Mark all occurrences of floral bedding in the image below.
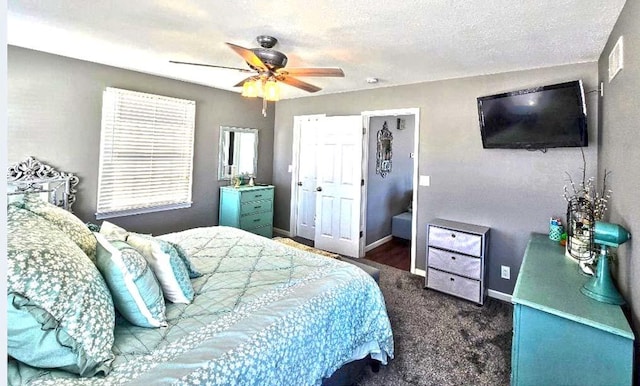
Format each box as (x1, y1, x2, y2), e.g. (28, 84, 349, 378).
(9, 226, 394, 386)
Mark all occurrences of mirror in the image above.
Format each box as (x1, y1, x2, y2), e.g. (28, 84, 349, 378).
(376, 121, 393, 178)
(218, 126, 259, 180)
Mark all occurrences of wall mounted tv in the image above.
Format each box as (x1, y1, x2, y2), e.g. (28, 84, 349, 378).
(477, 80, 587, 149)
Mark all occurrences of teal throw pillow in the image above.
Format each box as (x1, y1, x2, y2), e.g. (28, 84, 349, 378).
(7, 205, 115, 376)
(127, 233, 195, 304)
(86, 222, 101, 232)
(163, 240, 202, 279)
(94, 233, 167, 328)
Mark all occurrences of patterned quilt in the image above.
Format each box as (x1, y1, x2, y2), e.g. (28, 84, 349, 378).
(9, 226, 394, 385)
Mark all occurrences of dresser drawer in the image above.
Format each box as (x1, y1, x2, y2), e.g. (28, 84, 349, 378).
(428, 226, 483, 256)
(240, 211, 272, 229)
(250, 224, 273, 238)
(239, 188, 274, 203)
(428, 247, 481, 279)
(240, 199, 272, 215)
(427, 268, 480, 303)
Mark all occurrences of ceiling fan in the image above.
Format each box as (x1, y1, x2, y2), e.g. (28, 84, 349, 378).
(170, 35, 345, 96)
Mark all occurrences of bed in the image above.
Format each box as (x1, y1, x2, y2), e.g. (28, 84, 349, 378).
(6, 157, 394, 386)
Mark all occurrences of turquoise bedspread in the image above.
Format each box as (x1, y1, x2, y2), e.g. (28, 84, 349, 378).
(9, 226, 394, 385)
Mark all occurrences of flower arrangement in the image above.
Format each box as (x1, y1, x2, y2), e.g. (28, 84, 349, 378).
(562, 151, 611, 221)
(562, 149, 612, 266)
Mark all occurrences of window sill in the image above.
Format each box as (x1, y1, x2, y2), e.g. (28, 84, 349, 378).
(96, 202, 192, 220)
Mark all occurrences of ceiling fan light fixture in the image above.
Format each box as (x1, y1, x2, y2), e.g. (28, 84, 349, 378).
(263, 79, 280, 102)
(241, 79, 260, 97)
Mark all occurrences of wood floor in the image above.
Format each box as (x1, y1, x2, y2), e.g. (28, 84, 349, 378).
(291, 235, 411, 271)
(364, 237, 411, 271)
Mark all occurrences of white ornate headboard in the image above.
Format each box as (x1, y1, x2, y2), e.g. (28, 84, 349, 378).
(7, 156, 79, 212)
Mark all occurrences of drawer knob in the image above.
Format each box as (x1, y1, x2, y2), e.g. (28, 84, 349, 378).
(253, 219, 261, 222)
(451, 256, 456, 260)
(255, 194, 262, 197)
(451, 234, 456, 238)
(450, 277, 455, 281)
(254, 206, 261, 209)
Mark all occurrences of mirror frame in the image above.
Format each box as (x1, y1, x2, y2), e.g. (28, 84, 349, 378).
(218, 126, 259, 180)
(376, 121, 393, 178)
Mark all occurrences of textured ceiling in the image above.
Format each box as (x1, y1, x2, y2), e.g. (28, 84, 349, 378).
(8, 0, 626, 99)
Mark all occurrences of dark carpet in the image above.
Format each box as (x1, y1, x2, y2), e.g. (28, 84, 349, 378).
(356, 261, 513, 386)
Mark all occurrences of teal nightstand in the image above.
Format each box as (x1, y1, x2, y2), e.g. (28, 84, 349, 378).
(219, 185, 274, 238)
(511, 233, 634, 385)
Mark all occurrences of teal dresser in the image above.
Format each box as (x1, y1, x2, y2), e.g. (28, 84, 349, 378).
(219, 185, 274, 238)
(511, 234, 634, 386)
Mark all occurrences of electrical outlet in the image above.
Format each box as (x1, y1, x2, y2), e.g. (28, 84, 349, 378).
(501, 265, 510, 280)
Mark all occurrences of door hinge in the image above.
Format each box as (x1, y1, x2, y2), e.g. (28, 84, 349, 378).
(360, 231, 364, 238)
(362, 127, 366, 135)
(361, 179, 364, 186)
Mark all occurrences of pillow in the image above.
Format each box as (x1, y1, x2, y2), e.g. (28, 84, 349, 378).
(99, 220, 129, 241)
(86, 222, 101, 232)
(7, 205, 115, 376)
(22, 193, 97, 262)
(164, 240, 203, 279)
(127, 233, 195, 304)
(94, 233, 167, 328)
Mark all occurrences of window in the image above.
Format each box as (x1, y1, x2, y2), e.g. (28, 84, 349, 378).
(97, 87, 196, 219)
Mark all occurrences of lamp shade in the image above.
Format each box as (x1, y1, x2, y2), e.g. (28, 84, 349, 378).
(263, 80, 280, 101)
(241, 80, 259, 98)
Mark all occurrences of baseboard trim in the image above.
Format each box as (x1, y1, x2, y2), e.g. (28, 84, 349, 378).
(365, 235, 393, 252)
(412, 268, 426, 277)
(488, 289, 512, 303)
(273, 227, 292, 238)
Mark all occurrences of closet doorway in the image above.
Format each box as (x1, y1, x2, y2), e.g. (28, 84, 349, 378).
(290, 115, 363, 258)
(290, 108, 419, 272)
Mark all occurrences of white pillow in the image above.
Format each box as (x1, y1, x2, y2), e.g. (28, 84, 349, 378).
(126, 233, 194, 304)
(99, 221, 129, 241)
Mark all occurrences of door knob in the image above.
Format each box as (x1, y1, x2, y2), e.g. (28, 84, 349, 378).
(316, 186, 323, 192)
(297, 181, 302, 186)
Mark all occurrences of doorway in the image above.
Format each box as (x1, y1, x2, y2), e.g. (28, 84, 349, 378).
(363, 113, 416, 271)
(362, 109, 419, 273)
(290, 108, 419, 271)
(290, 115, 363, 258)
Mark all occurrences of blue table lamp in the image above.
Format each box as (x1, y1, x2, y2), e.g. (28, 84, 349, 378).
(580, 221, 631, 304)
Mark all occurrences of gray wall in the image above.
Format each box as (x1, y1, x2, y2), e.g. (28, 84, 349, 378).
(366, 115, 414, 244)
(8, 46, 275, 236)
(274, 62, 598, 294)
(597, 0, 640, 334)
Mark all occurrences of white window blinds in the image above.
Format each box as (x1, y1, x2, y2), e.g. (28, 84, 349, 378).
(96, 87, 196, 219)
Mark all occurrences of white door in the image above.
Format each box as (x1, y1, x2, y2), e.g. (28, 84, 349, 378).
(314, 116, 363, 257)
(295, 117, 320, 240)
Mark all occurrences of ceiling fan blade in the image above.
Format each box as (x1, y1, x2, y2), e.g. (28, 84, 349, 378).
(226, 42, 268, 71)
(278, 76, 322, 93)
(169, 60, 254, 73)
(277, 68, 344, 77)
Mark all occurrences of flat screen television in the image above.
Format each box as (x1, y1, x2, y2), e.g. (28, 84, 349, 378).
(477, 80, 587, 149)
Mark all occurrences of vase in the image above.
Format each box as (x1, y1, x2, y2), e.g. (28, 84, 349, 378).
(566, 197, 595, 262)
